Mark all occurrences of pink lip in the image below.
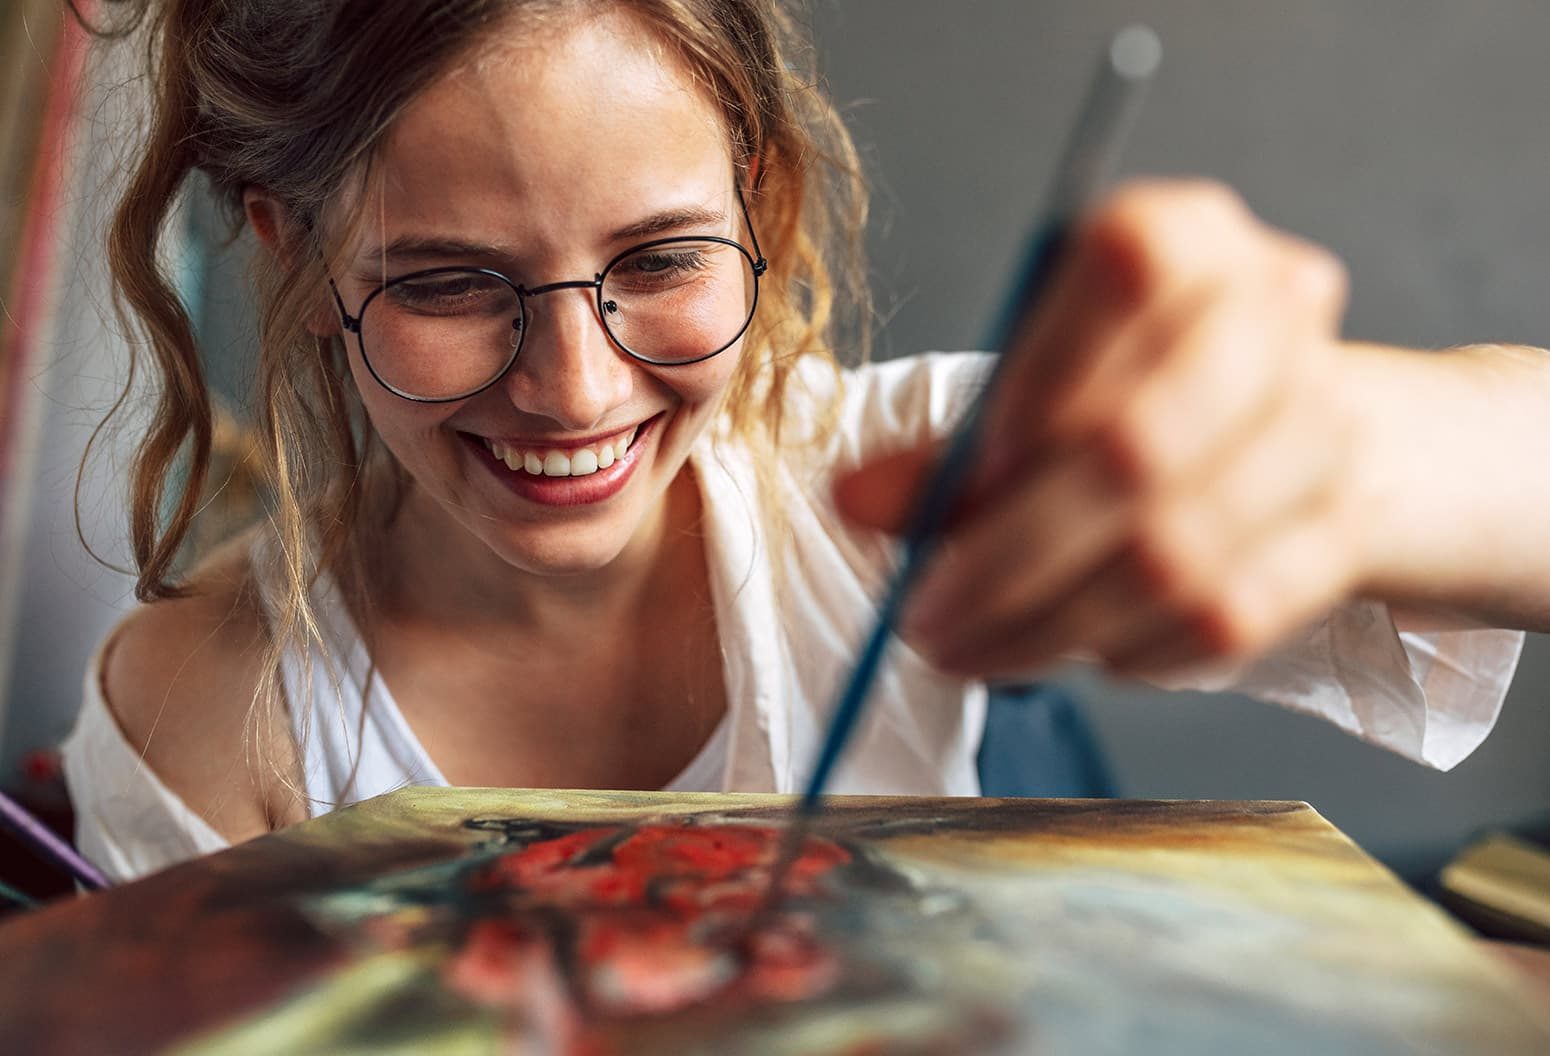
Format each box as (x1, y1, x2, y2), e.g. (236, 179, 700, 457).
(467, 415, 659, 508)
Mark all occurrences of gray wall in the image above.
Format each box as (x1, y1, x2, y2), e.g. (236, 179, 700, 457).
(810, 0, 1550, 880)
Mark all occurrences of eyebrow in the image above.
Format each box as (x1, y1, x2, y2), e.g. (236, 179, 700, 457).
(609, 205, 727, 242)
(359, 206, 730, 264)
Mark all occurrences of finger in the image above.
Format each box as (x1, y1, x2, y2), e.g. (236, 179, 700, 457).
(922, 296, 1295, 663)
(1104, 507, 1355, 679)
(832, 445, 938, 534)
(1060, 277, 1293, 501)
(987, 240, 1341, 605)
(978, 182, 1270, 489)
(1052, 204, 1351, 483)
(1005, 180, 1260, 399)
(909, 341, 1289, 668)
(1055, 386, 1352, 660)
(1265, 230, 1350, 338)
(950, 502, 1352, 682)
(926, 548, 1175, 680)
(900, 442, 1133, 652)
(934, 389, 1352, 678)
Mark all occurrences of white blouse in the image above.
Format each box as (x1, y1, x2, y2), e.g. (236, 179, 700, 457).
(62, 352, 1524, 882)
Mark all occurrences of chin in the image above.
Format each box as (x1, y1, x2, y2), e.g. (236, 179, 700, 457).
(483, 521, 637, 578)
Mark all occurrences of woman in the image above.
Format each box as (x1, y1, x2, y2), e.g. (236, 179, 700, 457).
(64, 0, 1538, 882)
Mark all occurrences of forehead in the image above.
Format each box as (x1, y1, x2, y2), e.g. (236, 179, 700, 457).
(356, 7, 735, 251)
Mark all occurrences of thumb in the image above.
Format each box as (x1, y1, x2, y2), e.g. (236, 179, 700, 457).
(831, 444, 940, 535)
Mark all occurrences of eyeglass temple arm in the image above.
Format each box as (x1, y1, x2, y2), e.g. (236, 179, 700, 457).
(327, 278, 362, 333)
(302, 213, 361, 334)
(735, 182, 768, 276)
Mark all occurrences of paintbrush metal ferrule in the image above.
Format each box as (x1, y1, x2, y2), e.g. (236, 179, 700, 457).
(756, 24, 1160, 924)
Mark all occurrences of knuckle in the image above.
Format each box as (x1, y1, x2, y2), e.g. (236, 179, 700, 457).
(1105, 177, 1245, 226)
(1128, 506, 1207, 609)
(1095, 394, 1173, 491)
(1171, 178, 1251, 230)
(1283, 241, 1349, 315)
(1083, 180, 1251, 308)
(1194, 579, 1273, 660)
(1082, 190, 1181, 308)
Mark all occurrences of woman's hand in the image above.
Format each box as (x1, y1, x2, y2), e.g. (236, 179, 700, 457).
(835, 179, 1375, 680)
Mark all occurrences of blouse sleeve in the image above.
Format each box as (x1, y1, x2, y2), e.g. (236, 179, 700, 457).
(825, 352, 1522, 772)
(1155, 604, 1523, 771)
(60, 639, 231, 883)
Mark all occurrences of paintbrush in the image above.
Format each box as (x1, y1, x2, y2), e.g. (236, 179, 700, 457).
(0, 788, 110, 892)
(752, 24, 1162, 926)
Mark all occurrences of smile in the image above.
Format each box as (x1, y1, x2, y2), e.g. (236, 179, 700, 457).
(481, 426, 639, 478)
(468, 416, 659, 508)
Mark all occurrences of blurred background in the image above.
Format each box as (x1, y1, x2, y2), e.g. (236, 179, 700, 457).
(1, 0, 1548, 902)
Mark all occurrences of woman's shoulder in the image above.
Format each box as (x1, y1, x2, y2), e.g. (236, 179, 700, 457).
(97, 529, 299, 842)
(104, 531, 264, 697)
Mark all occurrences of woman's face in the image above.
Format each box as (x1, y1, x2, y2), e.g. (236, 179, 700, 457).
(330, 9, 749, 577)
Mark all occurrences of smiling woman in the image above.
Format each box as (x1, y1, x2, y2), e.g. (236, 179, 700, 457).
(66, 0, 871, 876)
(60, 0, 1545, 883)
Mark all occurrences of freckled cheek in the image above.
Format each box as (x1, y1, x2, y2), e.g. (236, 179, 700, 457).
(357, 392, 467, 477)
(640, 345, 744, 414)
(344, 349, 464, 457)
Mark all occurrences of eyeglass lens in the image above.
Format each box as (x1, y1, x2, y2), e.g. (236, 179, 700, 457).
(358, 238, 758, 401)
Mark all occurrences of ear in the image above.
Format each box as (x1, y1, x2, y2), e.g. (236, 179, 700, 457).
(242, 187, 297, 256)
(242, 187, 343, 339)
(744, 153, 762, 192)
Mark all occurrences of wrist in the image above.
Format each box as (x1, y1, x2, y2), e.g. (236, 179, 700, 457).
(1340, 341, 1550, 624)
(1334, 342, 1424, 595)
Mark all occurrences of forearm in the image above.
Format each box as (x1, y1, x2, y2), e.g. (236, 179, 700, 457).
(1345, 340, 1550, 631)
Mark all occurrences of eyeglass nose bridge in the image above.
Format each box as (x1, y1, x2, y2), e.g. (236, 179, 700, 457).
(513, 275, 620, 337)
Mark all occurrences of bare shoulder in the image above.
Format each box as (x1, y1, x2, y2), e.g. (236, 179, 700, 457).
(100, 531, 305, 842)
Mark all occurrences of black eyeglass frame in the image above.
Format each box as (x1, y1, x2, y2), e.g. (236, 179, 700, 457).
(328, 187, 769, 404)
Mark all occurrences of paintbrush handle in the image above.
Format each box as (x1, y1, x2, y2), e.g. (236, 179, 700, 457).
(0, 789, 110, 892)
(800, 25, 1162, 811)
(753, 27, 1162, 926)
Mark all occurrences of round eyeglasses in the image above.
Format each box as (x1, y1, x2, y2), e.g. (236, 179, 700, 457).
(331, 216, 767, 404)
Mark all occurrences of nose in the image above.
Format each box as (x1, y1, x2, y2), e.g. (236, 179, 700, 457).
(500, 286, 632, 430)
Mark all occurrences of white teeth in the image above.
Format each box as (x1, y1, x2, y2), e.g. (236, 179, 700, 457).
(486, 425, 642, 480)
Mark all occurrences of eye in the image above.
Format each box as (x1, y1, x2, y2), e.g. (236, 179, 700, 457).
(609, 248, 712, 289)
(635, 250, 704, 273)
(381, 272, 515, 316)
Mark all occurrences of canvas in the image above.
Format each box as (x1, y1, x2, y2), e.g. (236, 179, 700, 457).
(2, 789, 1547, 1054)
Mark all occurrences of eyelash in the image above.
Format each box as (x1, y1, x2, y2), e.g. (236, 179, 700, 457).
(384, 274, 512, 314)
(613, 250, 710, 280)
